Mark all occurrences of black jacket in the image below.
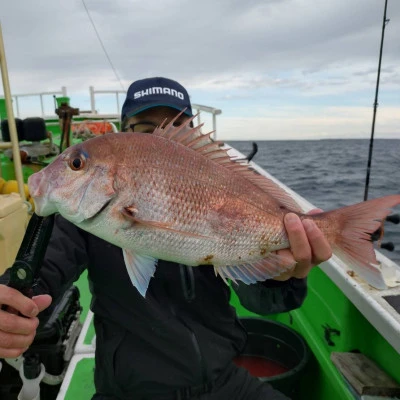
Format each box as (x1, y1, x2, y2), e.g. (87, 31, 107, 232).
(2, 215, 307, 399)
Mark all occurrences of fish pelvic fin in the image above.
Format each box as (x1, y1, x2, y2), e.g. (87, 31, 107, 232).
(214, 253, 296, 286)
(152, 110, 303, 213)
(122, 250, 157, 297)
(323, 194, 400, 290)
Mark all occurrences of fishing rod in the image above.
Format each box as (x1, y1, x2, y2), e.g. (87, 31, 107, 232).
(363, 0, 390, 201)
(364, 0, 400, 252)
(0, 22, 26, 200)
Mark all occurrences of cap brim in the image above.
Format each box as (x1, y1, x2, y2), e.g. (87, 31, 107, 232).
(126, 104, 193, 119)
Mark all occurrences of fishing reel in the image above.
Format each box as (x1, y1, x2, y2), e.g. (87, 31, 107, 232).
(0, 285, 82, 400)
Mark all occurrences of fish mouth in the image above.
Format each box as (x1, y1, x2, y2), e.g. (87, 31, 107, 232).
(28, 172, 47, 198)
(27, 172, 58, 216)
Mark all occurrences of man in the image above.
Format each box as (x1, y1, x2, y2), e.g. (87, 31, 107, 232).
(0, 77, 332, 399)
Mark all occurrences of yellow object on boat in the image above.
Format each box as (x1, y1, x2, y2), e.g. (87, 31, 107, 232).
(0, 177, 5, 192)
(0, 192, 28, 274)
(1, 179, 30, 199)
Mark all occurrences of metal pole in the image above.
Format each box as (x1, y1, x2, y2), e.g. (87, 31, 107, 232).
(0, 22, 26, 200)
(15, 95, 20, 118)
(40, 93, 44, 117)
(364, 0, 389, 201)
(90, 86, 95, 113)
(212, 113, 217, 140)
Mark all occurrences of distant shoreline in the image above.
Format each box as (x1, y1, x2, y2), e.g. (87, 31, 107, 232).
(226, 138, 400, 142)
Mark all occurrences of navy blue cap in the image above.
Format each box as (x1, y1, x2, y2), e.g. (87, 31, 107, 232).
(121, 77, 193, 121)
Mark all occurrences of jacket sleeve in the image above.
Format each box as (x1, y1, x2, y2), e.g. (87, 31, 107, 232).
(231, 278, 307, 315)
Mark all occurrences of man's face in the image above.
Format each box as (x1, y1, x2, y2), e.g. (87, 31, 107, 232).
(123, 106, 190, 133)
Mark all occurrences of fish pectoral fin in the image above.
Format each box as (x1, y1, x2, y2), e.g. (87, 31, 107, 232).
(122, 249, 157, 297)
(122, 207, 171, 228)
(121, 208, 211, 239)
(215, 253, 296, 285)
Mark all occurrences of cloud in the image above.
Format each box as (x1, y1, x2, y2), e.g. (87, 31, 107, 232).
(0, 0, 399, 139)
(216, 106, 400, 140)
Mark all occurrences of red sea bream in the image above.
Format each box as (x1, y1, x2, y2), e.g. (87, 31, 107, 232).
(27, 115, 400, 296)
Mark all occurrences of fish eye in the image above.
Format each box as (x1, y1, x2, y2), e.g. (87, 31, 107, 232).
(69, 155, 85, 171)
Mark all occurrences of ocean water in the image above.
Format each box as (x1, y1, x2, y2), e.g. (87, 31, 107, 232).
(226, 139, 400, 264)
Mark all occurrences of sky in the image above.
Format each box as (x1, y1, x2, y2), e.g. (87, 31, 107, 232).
(0, 0, 399, 140)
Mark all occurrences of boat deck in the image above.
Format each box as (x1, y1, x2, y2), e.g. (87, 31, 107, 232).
(56, 354, 95, 400)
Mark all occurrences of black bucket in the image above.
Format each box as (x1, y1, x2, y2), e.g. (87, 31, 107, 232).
(236, 317, 310, 397)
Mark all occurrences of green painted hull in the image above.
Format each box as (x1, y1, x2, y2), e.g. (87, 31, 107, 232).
(231, 267, 400, 399)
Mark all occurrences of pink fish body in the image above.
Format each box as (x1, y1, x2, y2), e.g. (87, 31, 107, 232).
(28, 116, 400, 296)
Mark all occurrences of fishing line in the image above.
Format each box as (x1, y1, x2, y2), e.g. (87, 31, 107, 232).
(81, 0, 125, 91)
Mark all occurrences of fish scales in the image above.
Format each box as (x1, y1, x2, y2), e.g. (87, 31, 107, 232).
(107, 133, 288, 264)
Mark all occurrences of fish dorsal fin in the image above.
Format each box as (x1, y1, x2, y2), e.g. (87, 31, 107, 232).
(153, 110, 303, 213)
(152, 111, 224, 154)
(225, 168, 303, 212)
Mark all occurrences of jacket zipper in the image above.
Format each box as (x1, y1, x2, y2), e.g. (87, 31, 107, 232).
(180, 264, 196, 302)
(167, 266, 208, 385)
(180, 317, 208, 385)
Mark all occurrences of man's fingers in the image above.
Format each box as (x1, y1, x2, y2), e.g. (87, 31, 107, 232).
(273, 272, 293, 281)
(0, 286, 39, 318)
(273, 210, 332, 281)
(0, 347, 27, 358)
(0, 329, 36, 349)
(0, 310, 39, 335)
(302, 219, 332, 265)
(284, 213, 312, 267)
(274, 249, 296, 281)
(307, 208, 323, 215)
(32, 295, 52, 313)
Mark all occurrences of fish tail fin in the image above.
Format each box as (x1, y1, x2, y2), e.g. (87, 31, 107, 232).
(325, 194, 400, 289)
